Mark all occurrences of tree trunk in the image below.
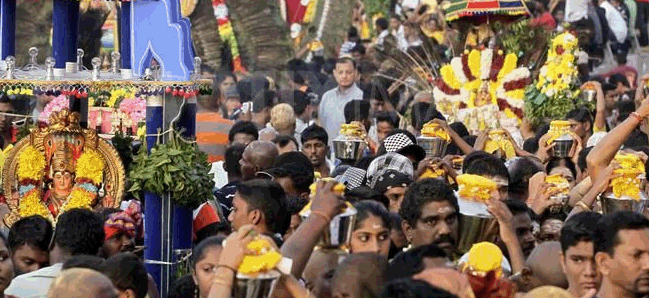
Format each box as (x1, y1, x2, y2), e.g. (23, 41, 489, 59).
(308, 0, 355, 58)
(189, 0, 222, 71)
(15, 0, 53, 66)
(228, 0, 293, 71)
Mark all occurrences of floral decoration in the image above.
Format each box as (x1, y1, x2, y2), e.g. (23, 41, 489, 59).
(6, 88, 33, 96)
(75, 149, 105, 185)
(107, 88, 137, 108)
(213, 0, 246, 72)
(61, 188, 96, 211)
(17, 146, 46, 181)
(238, 238, 283, 275)
(119, 98, 146, 123)
(39, 95, 69, 123)
(18, 190, 52, 221)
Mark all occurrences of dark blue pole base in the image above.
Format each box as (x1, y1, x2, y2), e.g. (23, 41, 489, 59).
(52, 0, 79, 68)
(0, 0, 16, 60)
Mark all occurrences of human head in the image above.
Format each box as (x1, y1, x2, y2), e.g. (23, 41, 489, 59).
(223, 86, 242, 115)
(101, 205, 142, 258)
(350, 201, 392, 258)
(48, 268, 118, 298)
(51, 208, 105, 263)
(399, 179, 459, 257)
(351, 44, 367, 61)
(375, 18, 389, 32)
(214, 72, 237, 100)
(375, 111, 399, 143)
(411, 102, 445, 133)
(303, 250, 343, 298)
(413, 91, 433, 105)
(0, 95, 15, 135)
(372, 169, 413, 213)
(272, 135, 299, 155)
(507, 157, 545, 201)
(364, 83, 392, 116)
(538, 211, 566, 243)
(301, 125, 329, 168)
(334, 58, 358, 89)
(0, 233, 13, 295)
(266, 152, 314, 198)
(522, 241, 569, 291)
(565, 108, 593, 140)
(503, 200, 537, 258)
(595, 211, 649, 297)
(239, 141, 279, 180)
(223, 143, 246, 179)
(229, 179, 288, 235)
(344, 100, 371, 131)
(191, 236, 225, 298)
(464, 152, 510, 200)
(228, 121, 259, 146)
(546, 158, 578, 188)
(284, 90, 310, 118)
(380, 130, 426, 164)
(8, 215, 52, 275)
(560, 212, 602, 298)
(332, 253, 388, 298)
(386, 244, 450, 281)
(101, 253, 149, 298)
(270, 103, 297, 136)
(381, 278, 457, 298)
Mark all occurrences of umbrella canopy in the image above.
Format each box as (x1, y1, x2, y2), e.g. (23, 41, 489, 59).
(445, 0, 530, 22)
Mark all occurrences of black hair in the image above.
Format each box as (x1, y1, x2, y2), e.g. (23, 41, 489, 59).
(462, 151, 491, 172)
(609, 73, 630, 88)
(615, 52, 628, 65)
(301, 124, 328, 146)
(224, 143, 246, 177)
(236, 179, 289, 235)
(286, 196, 309, 216)
(411, 102, 445, 131)
(363, 83, 390, 103)
(272, 135, 299, 150)
(578, 146, 594, 172)
(237, 76, 269, 103)
(507, 157, 545, 201)
(284, 90, 309, 116)
(382, 278, 458, 298)
(505, 200, 535, 219)
(336, 57, 357, 70)
(8, 215, 53, 253)
(463, 135, 477, 147)
(375, 18, 389, 31)
(387, 244, 448, 281)
(62, 255, 105, 271)
(523, 137, 539, 154)
(449, 122, 469, 138)
(101, 253, 149, 298)
(267, 162, 314, 195)
(399, 179, 458, 227)
(252, 90, 276, 113)
(54, 208, 105, 256)
(168, 275, 196, 298)
(348, 27, 360, 40)
(596, 211, 649, 254)
(353, 200, 391, 231)
(355, 156, 376, 170)
(213, 72, 237, 96)
(560, 212, 603, 253)
(375, 111, 400, 128)
(546, 157, 578, 180)
(228, 121, 259, 143)
(192, 236, 226, 267)
(351, 43, 367, 56)
(624, 130, 649, 148)
(344, 100, 371, 124)
(346, 187, 390, 210)
(287, 59, 309, 85)
(464, 153, 510, 182)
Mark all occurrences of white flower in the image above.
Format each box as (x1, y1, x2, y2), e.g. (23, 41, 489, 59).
(480, 49, 493, 80)
(546, 89, 555, 97)
(451, 57, 469, 83)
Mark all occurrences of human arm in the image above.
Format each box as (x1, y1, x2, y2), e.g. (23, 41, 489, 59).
(502, 129, 533, 158)
(583, 82, 607, 133)
(486, 198, 525, 275)
(567, 163, 619, 219)
(208, 225, 257, 298)
(430, 119, 475, 155)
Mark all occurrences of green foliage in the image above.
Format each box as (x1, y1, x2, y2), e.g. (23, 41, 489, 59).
(364, 0, 391, 19)
(128, 131, 214, 209)
(524, 85, 595, 127)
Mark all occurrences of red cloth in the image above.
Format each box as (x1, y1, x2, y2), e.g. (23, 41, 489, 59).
(466, 271, 516, 298)
(192, 202, 221, 241)
(285, 0, 306, 24)
(531, 12, 556, 30)
(104, 200, 143, 241)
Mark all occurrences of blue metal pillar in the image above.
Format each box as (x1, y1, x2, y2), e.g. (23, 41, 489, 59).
(52, 0, 79, 69)
(0, 0, 16, 60)
(120, 1, 132, 69)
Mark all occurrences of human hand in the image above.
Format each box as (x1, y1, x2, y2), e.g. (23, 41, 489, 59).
(430, 118, 450, 131)
(537, 134, 554, 163)
(485, 198, 516, 243)
(591, 162, 621, 194)
(528, 183, 564, 215)
(311, 180, 346, 221)
(636, 94, 649, 118)
(219, 225, 256, 269)
(569, 133, 583, 164)
(474, 130, 489, 151)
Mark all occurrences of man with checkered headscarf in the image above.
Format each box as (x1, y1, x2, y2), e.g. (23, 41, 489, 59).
(372, 169, 413, 213)
(379, 130, 426, 164)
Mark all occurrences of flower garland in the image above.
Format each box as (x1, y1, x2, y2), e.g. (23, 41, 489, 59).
(19, 190, 52, 221)
(39, 95, 69, 124)
(18, 146, 46, 181)
(6, 88, 33, 96)
(213, 0, 246, 72)
(75, 149, 105, 185)
(107, 88, 137, 108)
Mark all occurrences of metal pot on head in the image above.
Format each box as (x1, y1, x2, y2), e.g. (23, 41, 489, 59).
(301, 207, 357, 249)
(600, 191, 649, 214)
(417, 136, 448, 158)
(553, 134, 574, 158)
(548, 193, 569, 213)
(456, 194, 499, 255)
(333, 137, 366, 161)
(583, 89, 597, 102)
(234, 271, 281, 298)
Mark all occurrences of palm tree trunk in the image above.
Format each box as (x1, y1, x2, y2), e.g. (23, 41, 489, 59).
(227, 0, 293, 71)
(308, 0, 355, 58)
(189, 0, 222, 71)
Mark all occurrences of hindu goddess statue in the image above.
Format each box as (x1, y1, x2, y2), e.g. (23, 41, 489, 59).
(2, 109, 125, 225)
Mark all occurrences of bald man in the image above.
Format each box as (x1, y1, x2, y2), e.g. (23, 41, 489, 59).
(332, 253, 388, 298)
(48, 268, 118, 298)
(239, 141, 279, 180)
(259, 127, 278, 142)
(520, 241, 569, 292)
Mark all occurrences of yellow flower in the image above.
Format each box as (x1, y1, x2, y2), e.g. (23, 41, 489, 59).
(468, 50, 481, 79)
(238, 239, 283, 275)
(465, 242, 503, 277)
(457, 174, 497, 201)
(440, 65, 461, 90)
(76, 149, 105, 184)
(88, 97, 95, 107)
(18, 146, 46, 180)
(18, 190, 52, 221)
(63, 188, 96, 211)
(137, 126, 146, 137)
(498, 54, 517, 80)
(303, 0, 316, 23)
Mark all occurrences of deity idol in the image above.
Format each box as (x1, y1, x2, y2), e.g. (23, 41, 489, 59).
(2, 109, 125, 225)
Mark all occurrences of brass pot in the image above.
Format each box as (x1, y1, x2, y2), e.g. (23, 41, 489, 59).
(600, 192, 649, 214)
(456, 195, 498, 255)
(234, 271, 281, 298)
(417, 136, 448, 158)
(332, 138, 365, 161)
(553, 134, 574, 158)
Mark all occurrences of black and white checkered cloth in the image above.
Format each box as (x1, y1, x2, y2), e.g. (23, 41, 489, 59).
(335, 167, 367, 190)
(366, 153, 414, 187)
(382, 133, 415, 153)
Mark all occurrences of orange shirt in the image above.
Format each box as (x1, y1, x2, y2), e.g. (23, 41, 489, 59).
(196, 112, 233, 163)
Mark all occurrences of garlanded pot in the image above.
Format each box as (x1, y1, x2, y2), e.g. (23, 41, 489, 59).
(333, 123, 367, 161)
(234, 237, 285, 298)
(600, 191, 649, 214)
(419, 121, 451, 158)
(234, 271, 281, 298)
(302, 179, 356, 248)
(455, 175, 499, 255)
(601, 153, 648, 214)
(545, 174, 571, 213)
(553, 134, 574, 158)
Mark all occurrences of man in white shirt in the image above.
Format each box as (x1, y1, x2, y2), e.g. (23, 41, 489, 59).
(600, 0, 628, 44)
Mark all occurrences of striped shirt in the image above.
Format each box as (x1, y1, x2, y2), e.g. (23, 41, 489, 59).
(196, 112, 233, 163)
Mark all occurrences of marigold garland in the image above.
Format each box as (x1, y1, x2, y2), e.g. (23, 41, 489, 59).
(18, 190, 52, 221)
(61, 188, 96, 211)
(468, 50, 481, 80)
(440, 65, 462, 90)
(75, 149, 105, 185)
(17, 146, 46, 181)
(498, 54, 518, 81)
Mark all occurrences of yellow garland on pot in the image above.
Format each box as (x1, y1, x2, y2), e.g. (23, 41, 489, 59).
(76, 149, 105, 185)
(18, 146, 46, 180)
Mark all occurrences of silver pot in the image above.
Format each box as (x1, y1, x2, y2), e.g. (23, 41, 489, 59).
(456, 195, 498, 255)
(583, 89, 597, 102)
(302, 209, 357, 248)
(417, 136, 448, 158)
(600, 192, 649, 214)
(234, 271, 281, 298)
(553, 134, 574, 158)
(333, 138, 365, 161)
(548, 193, 569, 213)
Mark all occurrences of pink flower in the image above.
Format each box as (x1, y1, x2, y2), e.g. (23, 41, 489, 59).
(119, 97, 146, 123)
(39, 95, 69, 123)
